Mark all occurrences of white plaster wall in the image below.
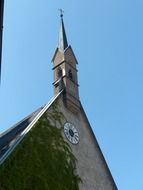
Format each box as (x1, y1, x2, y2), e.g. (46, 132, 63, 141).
(56, 97, 117, 190)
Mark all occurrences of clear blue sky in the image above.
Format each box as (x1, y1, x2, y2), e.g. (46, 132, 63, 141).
(1, 0, 143, 189)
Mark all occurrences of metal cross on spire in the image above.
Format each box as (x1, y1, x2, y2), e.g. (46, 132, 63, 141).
(59, 9, 64, 18)
(58, 9, 68, 51)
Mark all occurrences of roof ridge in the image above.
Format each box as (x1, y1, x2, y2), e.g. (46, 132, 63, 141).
(0, 107, 43, 138)
(0, 90, 63, 165)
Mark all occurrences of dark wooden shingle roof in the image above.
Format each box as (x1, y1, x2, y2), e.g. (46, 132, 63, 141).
(0, 107, 43, 159)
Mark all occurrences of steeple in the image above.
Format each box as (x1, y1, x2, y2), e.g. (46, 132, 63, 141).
(58, 10, 68, 51)
(52, 13, 80, 113)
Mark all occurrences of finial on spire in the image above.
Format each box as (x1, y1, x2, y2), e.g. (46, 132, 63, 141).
(58, 9, 68, 51)
(59, 9, 64, 18)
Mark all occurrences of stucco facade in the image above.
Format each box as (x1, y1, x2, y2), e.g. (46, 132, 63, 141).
(51, 96, 117, 190)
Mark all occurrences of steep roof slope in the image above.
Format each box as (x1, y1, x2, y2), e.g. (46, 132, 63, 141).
(0, 91, 63, 165)
(0, 90, 81, 190)
(0, 108, 42, 159)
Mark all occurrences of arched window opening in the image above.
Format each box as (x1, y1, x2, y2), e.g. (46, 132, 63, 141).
(68, 69, 73, 80)
(57, 68, 62, 78)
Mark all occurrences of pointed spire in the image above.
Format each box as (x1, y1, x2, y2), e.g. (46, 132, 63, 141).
(58, 9, 68, 51)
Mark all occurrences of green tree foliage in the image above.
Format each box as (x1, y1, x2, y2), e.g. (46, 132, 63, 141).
(0, 104, 81, 190)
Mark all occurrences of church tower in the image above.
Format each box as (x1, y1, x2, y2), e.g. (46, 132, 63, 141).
(52, 12, 80, 113)
(0, 13, 118, 190)
(51, 13, 117, 189)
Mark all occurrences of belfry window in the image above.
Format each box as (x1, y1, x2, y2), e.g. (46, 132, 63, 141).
(68, 69, 73, 80)
(57, 68, 62, 78)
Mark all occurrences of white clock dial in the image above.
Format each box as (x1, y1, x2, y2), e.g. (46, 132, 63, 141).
(64, 122, 79, 145)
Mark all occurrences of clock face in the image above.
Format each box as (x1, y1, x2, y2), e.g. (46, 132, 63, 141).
(64, 122, 79, 145)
